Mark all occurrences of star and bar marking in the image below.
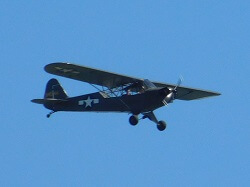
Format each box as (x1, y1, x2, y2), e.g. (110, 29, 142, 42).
(55, 67, 80, 74)
(78, 96, 99, 108)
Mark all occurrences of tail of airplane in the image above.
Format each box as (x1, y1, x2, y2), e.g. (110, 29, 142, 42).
(44, 78, 68, 99)
(31, 78, 68, 106)
(31, 79, 68, 117)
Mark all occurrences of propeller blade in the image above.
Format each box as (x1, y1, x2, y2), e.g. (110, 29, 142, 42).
(162, 76, 184, 106)
(174, 75, 184, 90)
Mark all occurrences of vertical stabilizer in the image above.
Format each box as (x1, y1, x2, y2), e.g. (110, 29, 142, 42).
(44, 78, 68, 99)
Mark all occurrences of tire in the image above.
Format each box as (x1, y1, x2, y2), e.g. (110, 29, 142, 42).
(129, 115, 139, 126)
(157, 121, 167, 131)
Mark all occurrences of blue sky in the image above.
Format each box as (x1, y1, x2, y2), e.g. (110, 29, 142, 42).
(1, 0, 250, 186)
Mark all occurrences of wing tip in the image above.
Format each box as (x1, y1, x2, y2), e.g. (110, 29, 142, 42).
(44, 62, 75, 75)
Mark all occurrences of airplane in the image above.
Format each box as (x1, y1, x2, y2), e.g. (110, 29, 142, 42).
(32, 62, 220, 131)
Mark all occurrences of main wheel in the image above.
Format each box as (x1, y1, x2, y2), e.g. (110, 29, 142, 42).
(157, 121, 167, 131)
(129, 115, 139, 126)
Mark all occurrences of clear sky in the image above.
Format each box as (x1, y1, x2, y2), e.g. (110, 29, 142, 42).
(1, 0, 250, 186)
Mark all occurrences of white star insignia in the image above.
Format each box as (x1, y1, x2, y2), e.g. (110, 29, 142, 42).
(84, 96, 93, 108)
(78, 96, 99, 108)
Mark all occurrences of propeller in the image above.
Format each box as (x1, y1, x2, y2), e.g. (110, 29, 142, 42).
(174, 75, 184, 90)
(162, 76, 183, 106)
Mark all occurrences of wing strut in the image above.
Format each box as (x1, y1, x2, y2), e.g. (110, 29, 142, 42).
(88, 82, 132, 112)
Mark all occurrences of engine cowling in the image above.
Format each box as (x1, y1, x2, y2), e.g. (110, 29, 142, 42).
(161, 87, 177, 105)
(159, 87, 170, 96)
(164, 92, 175, 103)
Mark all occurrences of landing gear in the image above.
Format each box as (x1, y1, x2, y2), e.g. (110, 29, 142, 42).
(157, 121, 167, 131)
(129, 115, 139, 126)
(142, 111, 167, 131)
(47, 111, 56, 118)
(129, 112, 167, 131)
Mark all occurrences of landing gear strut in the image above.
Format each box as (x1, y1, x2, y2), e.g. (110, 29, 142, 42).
(143, 111, 167, 131)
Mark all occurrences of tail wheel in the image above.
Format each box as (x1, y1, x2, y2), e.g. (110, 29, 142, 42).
(129, 115, 139, 126)
(157, 121, 167, 131)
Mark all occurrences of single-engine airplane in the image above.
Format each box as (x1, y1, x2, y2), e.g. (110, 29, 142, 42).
(32, 62, 220, 131)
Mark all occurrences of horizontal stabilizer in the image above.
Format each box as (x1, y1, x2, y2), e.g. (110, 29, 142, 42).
(31, 98, 67, 105)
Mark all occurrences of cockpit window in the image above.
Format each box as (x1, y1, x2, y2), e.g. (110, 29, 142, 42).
(143, 79, 157, 89)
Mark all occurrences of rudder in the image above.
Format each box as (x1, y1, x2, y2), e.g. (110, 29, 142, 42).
(44, 78, 68, 99)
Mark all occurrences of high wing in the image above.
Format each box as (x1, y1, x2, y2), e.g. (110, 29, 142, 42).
(153, 81, 221, 100)
(45, 62, 220, 100)
(45, 62, 142, 89)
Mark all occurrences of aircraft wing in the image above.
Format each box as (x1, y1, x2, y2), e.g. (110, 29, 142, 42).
(45, 62, 220, 100)
(153, 81, 221, 100)
(45, 62, 142, 89)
